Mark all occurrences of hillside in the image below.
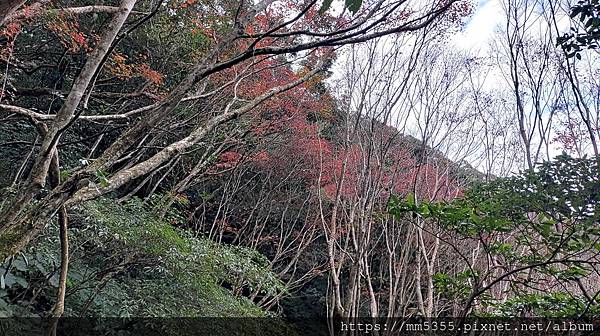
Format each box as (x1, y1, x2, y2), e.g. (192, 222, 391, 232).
(1, 0, 600, 335)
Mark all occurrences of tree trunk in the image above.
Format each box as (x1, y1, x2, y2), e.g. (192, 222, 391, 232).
(0, 0, 137, 232)
(0, 0, 26, 26)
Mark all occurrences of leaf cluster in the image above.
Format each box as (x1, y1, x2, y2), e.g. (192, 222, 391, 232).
(557, 0, 600, 59)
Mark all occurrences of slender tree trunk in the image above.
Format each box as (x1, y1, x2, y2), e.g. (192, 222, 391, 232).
(45, 150, 69, 336)
(0, 0, 137, 232)
(0, 0, 26, 26)
(46, 206, 68, 336)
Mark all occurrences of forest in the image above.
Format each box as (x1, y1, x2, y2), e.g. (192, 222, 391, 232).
(0, 0, 599, 335)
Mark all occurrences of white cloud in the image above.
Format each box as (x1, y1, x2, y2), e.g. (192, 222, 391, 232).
(452, 0, 503, 50)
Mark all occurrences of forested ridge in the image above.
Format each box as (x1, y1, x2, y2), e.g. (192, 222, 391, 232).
(0, 0, 599, 335)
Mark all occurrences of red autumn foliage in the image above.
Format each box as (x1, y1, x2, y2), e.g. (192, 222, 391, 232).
(552, 118, 594, 154)
(46, 14, 91, 53)
(208, 56, 464, 206)
(231, 58, 331, 137)
(0, 21, 21, 57)
(214, 151, 242, 170)
(244, 81, 462, 204)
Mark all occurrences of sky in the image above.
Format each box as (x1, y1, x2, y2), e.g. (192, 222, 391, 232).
(452, 0, 581, 159)
(452, 0, 503, 50)
(330, 0, 585, 173)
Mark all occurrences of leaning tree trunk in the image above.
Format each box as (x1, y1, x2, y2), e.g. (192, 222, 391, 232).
(0, 0, 138, 258)
(0, 0, 26, 26)
(0, 59, 324, 259)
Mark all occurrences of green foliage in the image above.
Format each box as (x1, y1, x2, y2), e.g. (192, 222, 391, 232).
(558, 0, 600, 58)
(320, 0, 334, 13)
(389, 154, 600, 317)
(0, 197, 287, 322)
(80, 197, 287, 315)
(391, 154, 600, 243)
(140, 13, 211, 62)
(492, 293, 597, 318)
(320, 0, 364, 14)
(345, 0, 363, 14)
(432, 271, 473, 300)
(94, 169, 110, 188)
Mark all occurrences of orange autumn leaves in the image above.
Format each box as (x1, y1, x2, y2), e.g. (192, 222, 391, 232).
(43, 12, 164, 87)
(107, 52, 164, 86)
(179, 0, 198, 9)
